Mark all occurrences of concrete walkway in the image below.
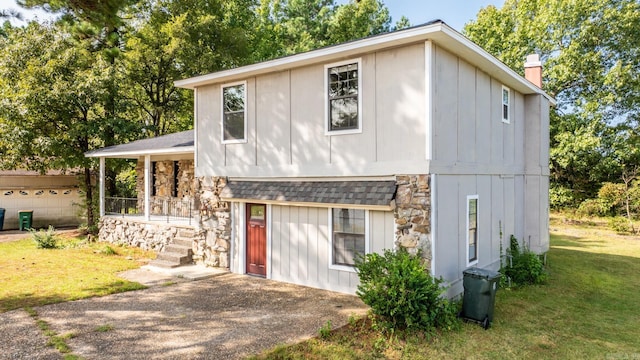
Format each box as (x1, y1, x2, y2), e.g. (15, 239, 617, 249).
(0, 273, 368, 359)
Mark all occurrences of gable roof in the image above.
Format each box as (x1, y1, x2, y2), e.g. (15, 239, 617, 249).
(175, 20, 554, 104)
(85, 130, 194, 158)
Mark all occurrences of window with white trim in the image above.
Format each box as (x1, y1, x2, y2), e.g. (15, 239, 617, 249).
(502, 85, 510, 123)
(221, 82, 247, 143)
(467, 195, 479, 265)
(329, 208, 368, 270)
(325, 59, 361, 134)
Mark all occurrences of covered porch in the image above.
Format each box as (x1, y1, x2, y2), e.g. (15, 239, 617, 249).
(86, 130, 196, 225)
(85, 131, 198, 256)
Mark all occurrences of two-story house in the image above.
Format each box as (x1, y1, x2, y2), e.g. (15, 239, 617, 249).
(89, 20, 553, 296)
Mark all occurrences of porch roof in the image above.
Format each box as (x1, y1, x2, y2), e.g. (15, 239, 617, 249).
(220, 180, 397, 210)
(85, 130, 194, 158)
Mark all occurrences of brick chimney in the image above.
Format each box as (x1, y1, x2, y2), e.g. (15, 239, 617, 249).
(524, 54, 542, 88)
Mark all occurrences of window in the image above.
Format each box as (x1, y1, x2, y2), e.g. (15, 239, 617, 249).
(467, 195, 479, 265)
(325, 59, 361, 134)
(502, 85, 510, 123)
(330, 208, 368, 270)
(151, 161, 157, 196)
(221, 81, 247, 143)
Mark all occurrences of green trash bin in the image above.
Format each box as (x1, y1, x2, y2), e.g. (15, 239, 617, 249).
(0, 208, 5, 231)
(461, 267, 501, 329)
(19, 210, 33, 231)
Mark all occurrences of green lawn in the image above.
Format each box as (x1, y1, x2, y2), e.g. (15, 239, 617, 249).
(0, 235, 155, 313)
(255, 216, 640, 359)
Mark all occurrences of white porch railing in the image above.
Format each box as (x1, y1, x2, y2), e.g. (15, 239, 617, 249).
(105, 197, 195, 225)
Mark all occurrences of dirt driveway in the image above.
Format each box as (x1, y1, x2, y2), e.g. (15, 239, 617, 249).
(1, 274, 368, 359)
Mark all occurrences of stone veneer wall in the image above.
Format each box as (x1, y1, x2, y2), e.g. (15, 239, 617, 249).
(394, 175, 432, 269)
(193, 176, 231, 268)
(135, 159, 195, 204)
(99, 216, 201, 253)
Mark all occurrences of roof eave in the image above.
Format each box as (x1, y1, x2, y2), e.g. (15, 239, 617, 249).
(84, 146, 195, 159)
(174, 22, 555, 104)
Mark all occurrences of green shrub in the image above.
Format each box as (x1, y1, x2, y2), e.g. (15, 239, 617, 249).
(576, 199, 608, 217)
(501, 235, 548, 286)
(355, 248, 458, 331)
(609, 216, 633, 234)
(30, 226, 59, 249)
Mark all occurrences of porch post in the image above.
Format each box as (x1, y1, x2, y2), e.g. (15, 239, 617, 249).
(99, 157, 105, 217)
(144, 155, 151, 221)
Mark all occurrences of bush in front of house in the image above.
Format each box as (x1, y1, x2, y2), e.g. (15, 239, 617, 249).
(355, 248, 458, 332)
(501, 235, 548, 286)
(30, 226, 59, 249)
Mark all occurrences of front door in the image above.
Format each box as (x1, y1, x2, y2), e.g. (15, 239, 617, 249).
(246, 203, 267, 277)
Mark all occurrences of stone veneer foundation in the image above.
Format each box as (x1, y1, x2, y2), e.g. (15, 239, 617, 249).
(99, 217, 199, 253)
(193, 176, 231, 268)
(394, 175, 432, 269)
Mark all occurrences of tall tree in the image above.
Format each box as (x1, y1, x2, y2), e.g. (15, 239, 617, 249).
(0, 22, 131, 226)
(464, 0, 640, 206)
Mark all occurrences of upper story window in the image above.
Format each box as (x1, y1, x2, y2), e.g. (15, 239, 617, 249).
(329, 207, 368, 272)
(467, 195, 479, 266)
(502, 85, 510, 124)
(221, 81, 247, 143)
(325, 59, 362, 135)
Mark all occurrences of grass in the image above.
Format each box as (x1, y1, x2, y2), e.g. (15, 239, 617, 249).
(0, 234, 156, 313)
(253, 214, 640, 359)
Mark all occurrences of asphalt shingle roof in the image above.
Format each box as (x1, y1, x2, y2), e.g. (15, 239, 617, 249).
(220, 180, 397, 207)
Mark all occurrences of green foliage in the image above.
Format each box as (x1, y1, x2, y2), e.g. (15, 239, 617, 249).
(100, 245, 117, 255)
(608, 216, 633, 234)
(576, 199, 608, 217)
(501, 235, 548, 287)
(94, 324, 114, 332)
(30, 226, 59, 249)
(318, 320, 332, 339)
(355, 248, 458, 331)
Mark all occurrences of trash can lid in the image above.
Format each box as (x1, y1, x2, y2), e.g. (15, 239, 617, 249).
(463, 267, 501, 279)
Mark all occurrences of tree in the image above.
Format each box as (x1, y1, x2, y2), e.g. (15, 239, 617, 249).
(0, 22, 132, 226)
(464, 0, 640, 206)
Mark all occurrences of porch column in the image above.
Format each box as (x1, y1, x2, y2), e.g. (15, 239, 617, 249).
(99, 157, 105, 217)
(144, 155, 151, 221)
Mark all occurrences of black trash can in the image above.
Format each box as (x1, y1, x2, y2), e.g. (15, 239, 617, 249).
(461, 267, 501, 329)
(19, 210, 33, 231)
(0, 208, 5, 231)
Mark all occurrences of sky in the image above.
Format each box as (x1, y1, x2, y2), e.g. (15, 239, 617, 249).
(1, 0, 506, 31)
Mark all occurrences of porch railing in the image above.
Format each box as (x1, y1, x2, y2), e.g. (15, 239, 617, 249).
(105, 196, 195, 224)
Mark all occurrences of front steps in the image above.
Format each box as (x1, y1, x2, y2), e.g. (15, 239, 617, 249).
(149, 229, 195, 268)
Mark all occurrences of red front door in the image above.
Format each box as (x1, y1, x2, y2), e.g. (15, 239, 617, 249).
(246, 203, 267, 277)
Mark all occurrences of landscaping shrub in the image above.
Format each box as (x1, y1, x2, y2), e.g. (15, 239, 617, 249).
(501, 235, 548, 286)
(355, 248, 458, 331)
(608, 216, 634, 234)
(30, 226, 59, 249)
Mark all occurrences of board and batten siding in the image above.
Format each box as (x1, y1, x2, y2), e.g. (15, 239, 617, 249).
(230, 203, 395, 294)
(195, 44, 427, 178)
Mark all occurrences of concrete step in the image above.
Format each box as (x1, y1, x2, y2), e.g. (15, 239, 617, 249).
(165, 244, 193, 256)
(172, 237, 193, 248)
(156, 252, 192, 265)
(147, 259, 183, 269)
(178, 229, 195, 238)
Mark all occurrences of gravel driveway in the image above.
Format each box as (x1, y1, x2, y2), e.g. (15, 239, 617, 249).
(0, 274, 368, 359)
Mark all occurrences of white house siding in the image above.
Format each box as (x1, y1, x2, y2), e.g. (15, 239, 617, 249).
(229, 202, 395, 294)
(429, 44, 549, 295)
(195, 43, 427, 178)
